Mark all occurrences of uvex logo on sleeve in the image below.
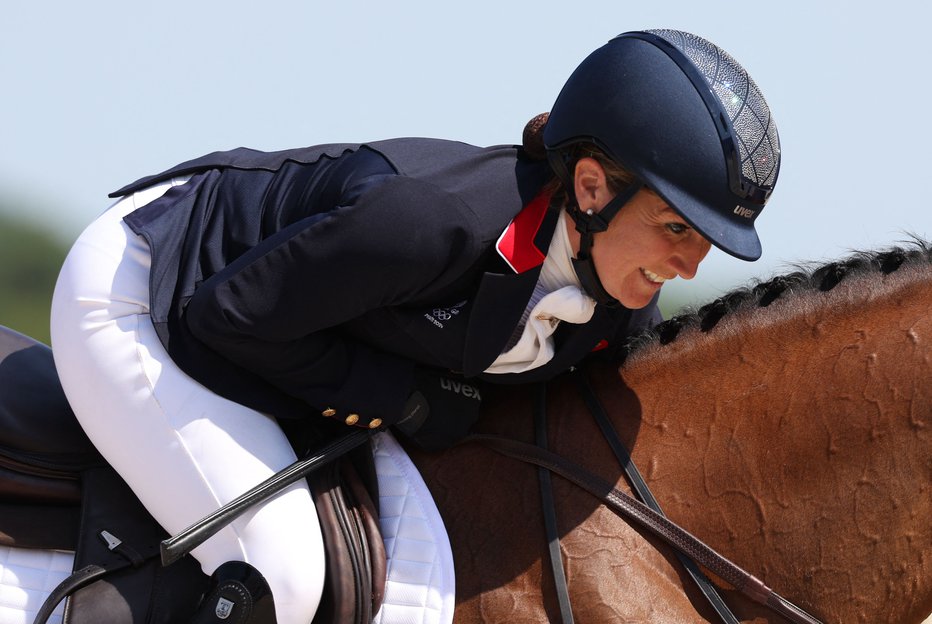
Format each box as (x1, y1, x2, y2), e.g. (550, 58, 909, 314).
(439, 377, 481, 401)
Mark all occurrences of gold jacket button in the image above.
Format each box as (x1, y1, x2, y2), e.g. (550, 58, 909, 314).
(344, 414, 360, 426)
(321, 408, 337, 418)
(368, 418, 383, 429)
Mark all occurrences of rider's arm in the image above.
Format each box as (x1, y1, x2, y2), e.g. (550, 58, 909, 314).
(183, 176, 482, 425)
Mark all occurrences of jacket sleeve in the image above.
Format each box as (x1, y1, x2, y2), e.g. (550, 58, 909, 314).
(184, 175, 482, 424)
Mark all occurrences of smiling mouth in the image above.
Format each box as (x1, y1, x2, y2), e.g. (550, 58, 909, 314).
(641, 268, 668, 285)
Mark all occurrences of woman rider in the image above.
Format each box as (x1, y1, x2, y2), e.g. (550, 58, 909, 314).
(50, 29, 780, 624)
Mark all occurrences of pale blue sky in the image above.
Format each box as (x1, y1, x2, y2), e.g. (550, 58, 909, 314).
(2, 0, 930, 309)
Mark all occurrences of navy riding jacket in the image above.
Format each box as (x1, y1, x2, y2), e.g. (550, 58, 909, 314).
(112, 138, 661, 427)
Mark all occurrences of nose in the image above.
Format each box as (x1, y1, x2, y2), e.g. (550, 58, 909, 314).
(672, 235, 712, 280)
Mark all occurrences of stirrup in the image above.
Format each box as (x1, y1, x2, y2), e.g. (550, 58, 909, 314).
(191, 561, 277, 623)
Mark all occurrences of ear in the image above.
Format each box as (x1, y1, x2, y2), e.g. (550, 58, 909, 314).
(573, 157, 610, 214)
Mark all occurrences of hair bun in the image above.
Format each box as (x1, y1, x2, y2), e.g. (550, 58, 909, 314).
(522, 112, 550, 161)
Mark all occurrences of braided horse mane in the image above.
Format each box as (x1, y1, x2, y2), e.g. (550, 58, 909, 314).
(622, 238, 932, 363)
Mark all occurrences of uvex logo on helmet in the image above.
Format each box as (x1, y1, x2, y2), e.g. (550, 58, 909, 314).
(544, 28, 781, 263)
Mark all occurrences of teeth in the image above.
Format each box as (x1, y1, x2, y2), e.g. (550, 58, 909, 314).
(642, 269, 667, 284)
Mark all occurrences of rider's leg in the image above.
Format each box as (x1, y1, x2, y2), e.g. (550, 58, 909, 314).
(50, 180, 324, 624)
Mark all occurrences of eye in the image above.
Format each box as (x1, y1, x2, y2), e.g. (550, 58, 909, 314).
(666, 222, 689, 235)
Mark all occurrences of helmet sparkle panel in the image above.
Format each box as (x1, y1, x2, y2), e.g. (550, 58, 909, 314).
(645, 29, 781, 199)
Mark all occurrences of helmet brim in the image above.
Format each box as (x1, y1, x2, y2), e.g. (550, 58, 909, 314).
(648, 175, 762, 262)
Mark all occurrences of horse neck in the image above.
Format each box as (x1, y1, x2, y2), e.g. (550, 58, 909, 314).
(588, 266, 932, 623)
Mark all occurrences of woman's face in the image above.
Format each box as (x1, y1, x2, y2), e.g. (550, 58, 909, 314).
(573, 158, 713, 309)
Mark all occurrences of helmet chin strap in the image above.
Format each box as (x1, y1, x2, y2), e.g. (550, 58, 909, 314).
(568, 183, 642, 308)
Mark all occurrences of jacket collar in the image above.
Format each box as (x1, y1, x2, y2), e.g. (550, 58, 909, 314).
(494, 191, 556, 274)
(463, 192, 563, 376)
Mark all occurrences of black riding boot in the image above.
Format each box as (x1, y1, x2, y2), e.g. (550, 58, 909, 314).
(190, 561, 277, 623)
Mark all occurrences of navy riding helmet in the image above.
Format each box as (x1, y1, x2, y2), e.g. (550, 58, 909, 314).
(544, 29, 781, 305)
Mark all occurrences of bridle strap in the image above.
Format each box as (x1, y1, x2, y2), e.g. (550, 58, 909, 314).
(533, 382, 575, 623)
(467, 432, 824, 624)
(464, 391, 825, 624)
(572, 371, 741, 624)
(531, 372, 735, 624)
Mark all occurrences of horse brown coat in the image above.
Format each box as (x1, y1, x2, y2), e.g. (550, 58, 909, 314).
(411, 244, 932, 623)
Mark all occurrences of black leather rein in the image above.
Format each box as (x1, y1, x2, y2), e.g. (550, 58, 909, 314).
(465, 370, 824, 624)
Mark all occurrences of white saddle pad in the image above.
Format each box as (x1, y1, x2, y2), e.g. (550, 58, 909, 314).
(0, 547, 71, 624)
(371, 431, 455, 624)
(0, 431, 454, 624)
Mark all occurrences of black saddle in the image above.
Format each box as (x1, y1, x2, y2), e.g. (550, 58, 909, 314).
(0, 325, 385, 623)
(0, 325, 208, 623)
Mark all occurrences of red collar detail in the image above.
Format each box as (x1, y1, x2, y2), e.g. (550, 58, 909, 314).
(495, 192, 551, 274)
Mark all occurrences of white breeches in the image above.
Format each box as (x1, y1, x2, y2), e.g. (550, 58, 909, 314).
(49, 179, 325, 624)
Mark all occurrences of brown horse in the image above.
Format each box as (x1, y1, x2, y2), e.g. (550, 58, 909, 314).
(410, 242, 932, 624)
